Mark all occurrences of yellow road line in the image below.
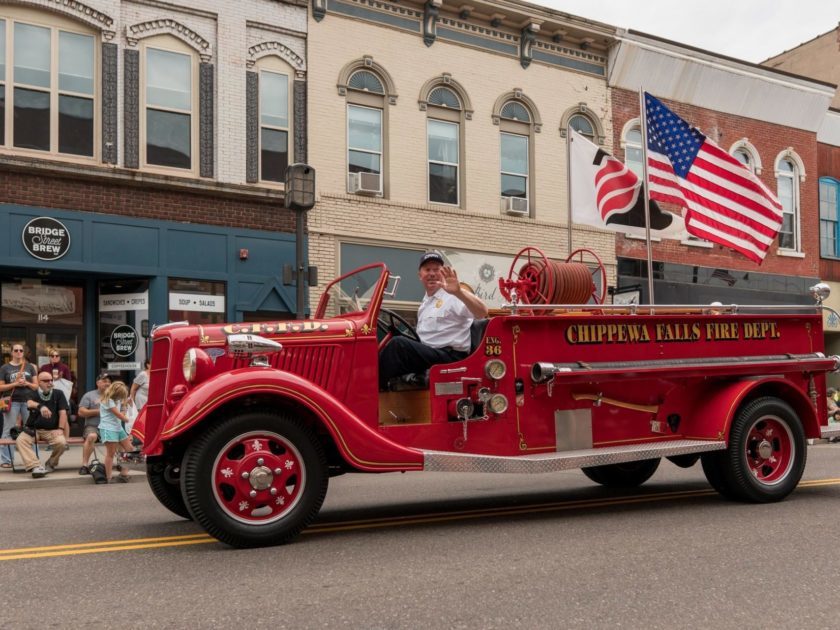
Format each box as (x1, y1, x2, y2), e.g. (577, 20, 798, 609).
(3, 478, 840, 560)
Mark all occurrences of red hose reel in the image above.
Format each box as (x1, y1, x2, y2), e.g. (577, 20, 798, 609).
(498, 246, 607, 314)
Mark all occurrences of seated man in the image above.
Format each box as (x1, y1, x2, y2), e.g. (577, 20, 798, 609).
(379, 251, 488, 389)
(15, 371, 69, 478)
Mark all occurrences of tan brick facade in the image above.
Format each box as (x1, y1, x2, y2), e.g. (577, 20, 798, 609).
(307, 4, 618, 310)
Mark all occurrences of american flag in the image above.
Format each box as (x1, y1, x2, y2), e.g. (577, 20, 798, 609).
(644, 93, 783, 263)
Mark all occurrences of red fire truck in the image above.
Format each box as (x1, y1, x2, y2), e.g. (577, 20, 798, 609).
(132, 248, 840, 548)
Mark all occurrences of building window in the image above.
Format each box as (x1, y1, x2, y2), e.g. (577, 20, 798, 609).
(428, 118, 459, 205)
(425, 84, 465, 206)
(259, 66, 290, 183)
(569, 114, 595, 142)
(143, 41, 195, 171)
(500, 132, 528, 201)
(344, 68, 387, 195)
(1, 14, 96, 158)
(820, 178, 840, 258)
(728, 139, 762, 175)
(168, 279, 226, 325)
(347, 104, 382, 177)
(623, 125, 643, 177)
(777, 158, 799, 251)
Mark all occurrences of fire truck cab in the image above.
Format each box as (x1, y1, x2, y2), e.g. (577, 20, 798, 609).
(133, 251, 840, 548)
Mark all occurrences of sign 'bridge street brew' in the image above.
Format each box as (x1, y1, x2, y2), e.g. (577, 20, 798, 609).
(22, 217, 71, 261)
(110, 324, 138, 358)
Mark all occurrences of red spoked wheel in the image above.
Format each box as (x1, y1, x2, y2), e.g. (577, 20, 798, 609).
(499, 246, 556, 314)
(702, 397, 805, 503)
(566, 248, 607, 305)
(211, 431, 306, 524)
(182, 412, 328, 547)
(743, 417, 795, 486)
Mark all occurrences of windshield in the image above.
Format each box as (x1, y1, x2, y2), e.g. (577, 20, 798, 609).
(316, 263, 387, 319)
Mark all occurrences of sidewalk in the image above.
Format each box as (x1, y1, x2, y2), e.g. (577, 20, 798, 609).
(0, 442, 146, 491)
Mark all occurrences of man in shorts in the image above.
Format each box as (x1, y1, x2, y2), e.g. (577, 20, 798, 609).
(77, 372, 111, 475)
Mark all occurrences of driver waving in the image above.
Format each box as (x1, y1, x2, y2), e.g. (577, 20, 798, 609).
(379, 251, 489, 389)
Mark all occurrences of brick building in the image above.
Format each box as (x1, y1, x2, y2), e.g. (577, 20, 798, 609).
(306, 0, 618, 318)
(608, 31, 834, 306)
(0, 0, 307, 393)
(762, 26, 840, 370)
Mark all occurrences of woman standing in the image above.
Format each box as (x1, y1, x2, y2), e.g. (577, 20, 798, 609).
(128, 360, 151, 411)
(0, 344, 38, 468)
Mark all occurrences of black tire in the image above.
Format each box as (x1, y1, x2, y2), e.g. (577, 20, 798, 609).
(147, 458, 192, 520)
(717, 396, 806, 503)
(700, 451, 736, 499)
(181, 411, 328, 548)
(581, 458, 661, 488)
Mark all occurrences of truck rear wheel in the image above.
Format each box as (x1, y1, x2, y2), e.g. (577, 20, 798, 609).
(716, 396, 806, 503)
(181, 411, 328, 548)
(147, 458, 191, 520)
(581, 458, 660, 488)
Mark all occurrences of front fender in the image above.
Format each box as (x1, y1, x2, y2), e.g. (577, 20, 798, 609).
(158, 368, 424, 472)
(683, 377, 818, 440)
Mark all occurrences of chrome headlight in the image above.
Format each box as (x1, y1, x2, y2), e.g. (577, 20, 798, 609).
(182, 348, 197, 383)
(484, 359, 506, 381)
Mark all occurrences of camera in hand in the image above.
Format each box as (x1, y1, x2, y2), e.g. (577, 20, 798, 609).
(9, 425, 35, 439)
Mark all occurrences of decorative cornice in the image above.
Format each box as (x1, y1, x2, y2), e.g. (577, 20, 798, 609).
(19, 0, 115, 40)
(247, 41, 305, 70)
(126, 19, 212, 62)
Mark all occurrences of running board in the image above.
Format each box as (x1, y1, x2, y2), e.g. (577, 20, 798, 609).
(422, 439, 726, 474)
(821, 425, 840, 440)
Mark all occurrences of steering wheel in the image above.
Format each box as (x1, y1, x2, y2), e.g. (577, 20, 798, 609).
(377, 307, 420, 350)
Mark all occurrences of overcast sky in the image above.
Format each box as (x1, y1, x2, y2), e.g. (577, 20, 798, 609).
(541, 1, 839, 63)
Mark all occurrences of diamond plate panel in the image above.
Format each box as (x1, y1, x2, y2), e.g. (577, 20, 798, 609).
(820, 425, 840, 439)
(423, 440, 726, 474)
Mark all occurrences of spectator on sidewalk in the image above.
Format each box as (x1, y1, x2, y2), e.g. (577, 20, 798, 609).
(1, 344, 38, 469)
(15, 371, 69, 478)
(38, 348, 73, 382)
(99, 381, 133, 483)
(129, 360, 151, 411)
(77, 372, 111, 475)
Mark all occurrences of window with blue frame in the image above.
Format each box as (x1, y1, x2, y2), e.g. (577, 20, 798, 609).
(820, 178, 840, 258)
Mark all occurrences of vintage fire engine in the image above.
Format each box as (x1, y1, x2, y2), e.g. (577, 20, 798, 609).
(132, 247, 840, 548)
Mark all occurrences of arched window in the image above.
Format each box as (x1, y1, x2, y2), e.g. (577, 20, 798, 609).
(820, 177, 840, 258)
(1, 9, 98, 160)
(141, 35, 198, 172)
(494, 91, 540, 217)
(569, 114, 595, 142)
(256, 56, 293, 184)
(622, 123, 643, 178)
(420, 78, 471, 207)
(776, 157, 800, 251)
(338, 60, 397, 197)
(728, 139, 762, 175)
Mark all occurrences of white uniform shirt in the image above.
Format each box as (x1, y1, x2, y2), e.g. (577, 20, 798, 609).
(416, 288, 473, 352)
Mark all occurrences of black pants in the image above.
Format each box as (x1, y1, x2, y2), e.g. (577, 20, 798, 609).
(379, 337, 467, 389)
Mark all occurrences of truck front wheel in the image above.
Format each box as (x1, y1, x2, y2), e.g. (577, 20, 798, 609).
(181, 411, 328, 548)
(714, 396, 806, 503)
(581, 458, 660, 488)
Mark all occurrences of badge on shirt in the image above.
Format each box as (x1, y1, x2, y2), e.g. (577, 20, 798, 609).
(435, 299, 443, 308)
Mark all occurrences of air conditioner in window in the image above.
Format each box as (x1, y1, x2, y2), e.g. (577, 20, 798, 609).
(348, 172, 382, 195)
(501, 196, 529, 216)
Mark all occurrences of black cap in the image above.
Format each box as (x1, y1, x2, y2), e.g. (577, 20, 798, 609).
(96, 371, 112, 381)
(419, 251, 445, 268)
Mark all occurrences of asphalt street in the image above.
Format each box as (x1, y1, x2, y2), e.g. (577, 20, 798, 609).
(3, 444, 840, 629)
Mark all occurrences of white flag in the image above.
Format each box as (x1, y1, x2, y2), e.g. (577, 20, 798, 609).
(569, 128, 686, 239)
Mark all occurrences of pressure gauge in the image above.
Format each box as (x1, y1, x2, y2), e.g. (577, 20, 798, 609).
(484, 359, 507, 381)
(488, 393, 509, 414)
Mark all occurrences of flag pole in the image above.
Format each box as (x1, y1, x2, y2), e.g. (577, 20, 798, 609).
(566, 123, 573, 256)
(638, 88, 655, 305)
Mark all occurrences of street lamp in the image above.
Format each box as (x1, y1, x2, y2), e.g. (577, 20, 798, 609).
(285, 164, 316, 319)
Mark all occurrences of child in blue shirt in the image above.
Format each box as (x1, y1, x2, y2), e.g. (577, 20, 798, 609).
(99, 381, 133, 483)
